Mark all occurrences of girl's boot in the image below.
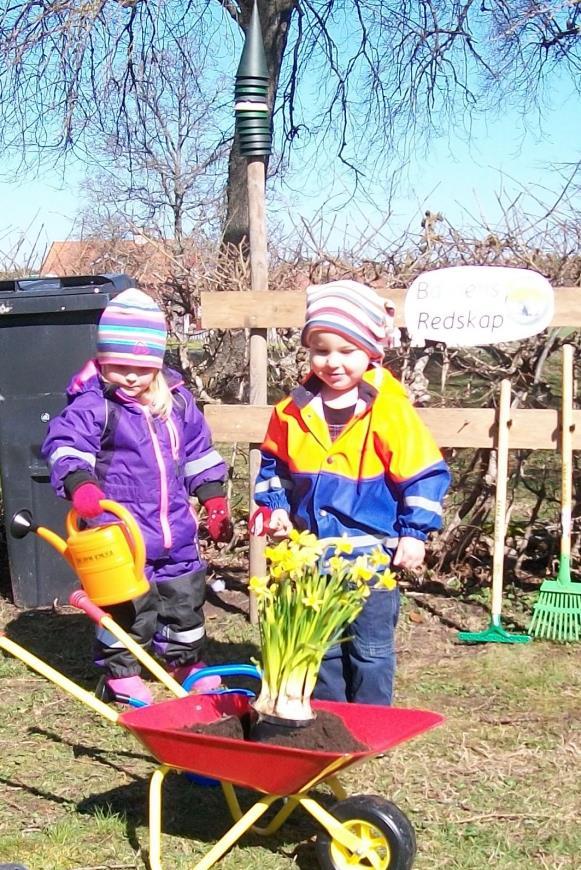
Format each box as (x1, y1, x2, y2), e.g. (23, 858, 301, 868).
(169, 661, 222, 691)
(105, 675, 153, 705)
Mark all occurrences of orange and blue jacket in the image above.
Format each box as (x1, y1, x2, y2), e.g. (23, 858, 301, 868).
(255, 367, 451, 559)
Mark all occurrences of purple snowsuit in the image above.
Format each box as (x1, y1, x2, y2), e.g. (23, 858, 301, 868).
(41, 361, 227, 677)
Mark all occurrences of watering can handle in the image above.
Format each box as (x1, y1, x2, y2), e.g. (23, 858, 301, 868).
(66, 499, 146, 578)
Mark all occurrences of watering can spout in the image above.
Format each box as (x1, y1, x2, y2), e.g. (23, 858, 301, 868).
(10, 510, 37, 539)
(10, 509, 70, 560)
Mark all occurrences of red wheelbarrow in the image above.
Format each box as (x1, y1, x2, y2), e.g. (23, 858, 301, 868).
(124, 692, 442, 869)
(0, 625, 443, 870)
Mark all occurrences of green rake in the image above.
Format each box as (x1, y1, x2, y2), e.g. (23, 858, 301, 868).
(529, 344, 581, 642)
(459, 379, 530, 644)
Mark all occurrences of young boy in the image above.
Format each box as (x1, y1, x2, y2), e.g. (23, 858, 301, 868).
(253, 279, 450, 705)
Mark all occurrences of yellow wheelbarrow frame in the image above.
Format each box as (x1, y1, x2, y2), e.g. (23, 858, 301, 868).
(1, 597, 442, 870)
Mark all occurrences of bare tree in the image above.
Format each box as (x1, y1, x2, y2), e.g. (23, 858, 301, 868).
(78, 40, 229, 250)
(1, 1, 580, 245)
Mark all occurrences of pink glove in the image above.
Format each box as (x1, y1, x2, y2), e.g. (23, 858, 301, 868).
(72, 483, 106, 519)
(204, 497, 233, 543)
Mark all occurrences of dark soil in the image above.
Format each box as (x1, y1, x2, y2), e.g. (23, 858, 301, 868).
(183, 708, 368, 753)
(183, 714, 245, 740)
(250, 709, 368, 752)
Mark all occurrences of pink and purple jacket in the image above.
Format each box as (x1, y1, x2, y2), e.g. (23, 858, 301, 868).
(41, 362, 226, 574)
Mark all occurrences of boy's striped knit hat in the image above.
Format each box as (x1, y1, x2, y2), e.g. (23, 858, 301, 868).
(97, 288, 167, 370)
(301, 280, 387, 360)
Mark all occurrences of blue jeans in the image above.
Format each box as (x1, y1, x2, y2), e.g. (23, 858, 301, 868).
(313, 586, 400, 706)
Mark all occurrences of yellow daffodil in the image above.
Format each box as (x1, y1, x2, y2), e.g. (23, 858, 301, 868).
(289, 528, 322, 551)
(334, 536, 354, 555)
(350, 556, 375, 583)
(376, 569, 397, 590)
(302, 592, 323, 612)
(328, 555, 349, 574)
(278, 551, 302, 574)
(370, 547, 391, 567)
(249, 575, 270, 597)
(270, 564, 286, 580)
(265, 544, 287, 563)
(290, 545, 321, 571)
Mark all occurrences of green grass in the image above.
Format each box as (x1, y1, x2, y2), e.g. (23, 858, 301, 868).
(1, 591, 580, 869)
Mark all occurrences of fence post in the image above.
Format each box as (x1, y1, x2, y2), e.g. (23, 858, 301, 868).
(235, 3, 271, 623)
(247, 158, 268, 624)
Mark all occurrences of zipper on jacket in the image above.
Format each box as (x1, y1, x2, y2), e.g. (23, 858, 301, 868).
(142, 407, 173, 549)
(166, 414, 180, 462)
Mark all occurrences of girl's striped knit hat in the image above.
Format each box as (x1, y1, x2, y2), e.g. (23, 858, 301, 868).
(97, 288, 167, 370)
(301, 280, 387, 360)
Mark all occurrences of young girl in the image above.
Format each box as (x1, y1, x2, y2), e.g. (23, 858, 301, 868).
(253, 280, 451, 705)
(42, 288, 232, 704)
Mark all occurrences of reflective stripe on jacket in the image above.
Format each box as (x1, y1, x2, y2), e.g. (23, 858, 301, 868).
(254, 367, 450, 560)
(42, 361, 226, 568)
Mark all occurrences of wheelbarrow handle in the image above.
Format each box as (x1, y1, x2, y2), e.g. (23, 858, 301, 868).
(70, 589, 107, 625)
(182, 664, 261, 692)
(70, 590, 187, 698)
(0, 632, 119, 724)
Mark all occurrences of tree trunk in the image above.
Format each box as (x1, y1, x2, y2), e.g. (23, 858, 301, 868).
(222, 0, 296, 249)
(223, 131, 250, 250)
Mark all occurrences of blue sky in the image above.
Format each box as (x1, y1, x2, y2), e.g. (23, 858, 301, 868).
(1, 2, 580, 270)
(273, 82, 580, 251)
(0, 171, 80, 262)
(1, 79, 579, 269)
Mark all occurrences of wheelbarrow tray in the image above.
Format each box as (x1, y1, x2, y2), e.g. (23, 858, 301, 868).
(121, 694, 443, 795)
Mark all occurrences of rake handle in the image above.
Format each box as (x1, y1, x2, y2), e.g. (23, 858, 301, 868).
(560, 345, 574, 561)
(491, 379, 511, 621)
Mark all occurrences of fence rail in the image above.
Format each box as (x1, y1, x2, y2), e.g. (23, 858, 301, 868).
(200, 287, 580, 450)
(205, 405, 581, 450)
(200, 286, 581, 329)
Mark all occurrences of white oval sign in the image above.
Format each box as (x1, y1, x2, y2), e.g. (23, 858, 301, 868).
(405, 266, 554, 347)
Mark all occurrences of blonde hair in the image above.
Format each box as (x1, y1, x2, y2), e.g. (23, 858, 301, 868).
(100, 366, 175, 418)
(142, 370, 175, 418)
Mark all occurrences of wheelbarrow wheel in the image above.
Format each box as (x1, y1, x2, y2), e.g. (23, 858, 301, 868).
(315, 794, 416, 870)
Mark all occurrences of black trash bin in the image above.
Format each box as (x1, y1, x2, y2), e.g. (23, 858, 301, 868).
(0, 274, 134, 607)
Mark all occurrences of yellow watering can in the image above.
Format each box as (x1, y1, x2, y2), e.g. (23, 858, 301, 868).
(10, 500, 150, 606)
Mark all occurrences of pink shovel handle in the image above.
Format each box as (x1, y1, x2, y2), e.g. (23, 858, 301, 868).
(69, 590, 107, 626)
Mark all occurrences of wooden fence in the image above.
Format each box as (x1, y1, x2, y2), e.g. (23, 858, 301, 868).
(201, 287, 581, 450)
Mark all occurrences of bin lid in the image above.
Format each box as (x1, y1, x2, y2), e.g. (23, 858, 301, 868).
(0, 274, 134, 315)
(0, 274, 133, 296)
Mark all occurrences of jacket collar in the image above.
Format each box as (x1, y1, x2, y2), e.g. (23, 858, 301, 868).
(291, 367, 381, 410)
(67, 360, 183, 401)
